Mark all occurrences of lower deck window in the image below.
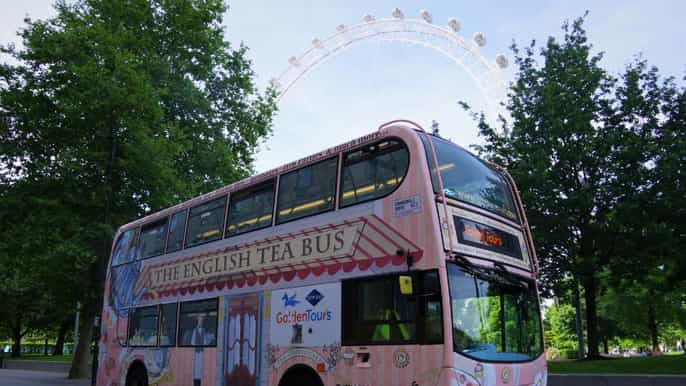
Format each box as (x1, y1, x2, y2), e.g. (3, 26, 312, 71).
(128, 306, 159, 346)
(159, 303, 178, 346)
(342, 271, 443, 345)
(178, 299, 218, 346)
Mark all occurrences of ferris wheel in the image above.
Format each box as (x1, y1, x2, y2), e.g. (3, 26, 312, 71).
(270, 8, 510, 126)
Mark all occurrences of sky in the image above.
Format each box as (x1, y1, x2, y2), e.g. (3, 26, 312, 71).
(2, 0, 685, 173)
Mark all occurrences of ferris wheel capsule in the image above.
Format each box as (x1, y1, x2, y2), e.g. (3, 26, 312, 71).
(392, 8, 404, 19)
(495, 54, 509, 69)
(447, 18, 461, 33)
(473, 32, 487, 47)
(420, 9, 433, 24)
(362, 14, 375, 23)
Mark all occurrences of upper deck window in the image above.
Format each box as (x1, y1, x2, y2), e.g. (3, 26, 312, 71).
(340, 139, 409, 208)
(139, 218, 168, 259)
(166, 210, 186, 253)
(226, 179, 275, 236)
(185, 196, 227, 248)
(111, 228, 137, 266)
(277, 157, 338, 224)
(421, 135, 519, 222)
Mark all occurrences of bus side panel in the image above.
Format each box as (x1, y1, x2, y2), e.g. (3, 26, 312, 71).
(328, 345, 443, 386)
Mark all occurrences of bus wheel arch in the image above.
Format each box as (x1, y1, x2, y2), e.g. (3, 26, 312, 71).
(125, 360, 148, 386)
(278, 364, 324, 386)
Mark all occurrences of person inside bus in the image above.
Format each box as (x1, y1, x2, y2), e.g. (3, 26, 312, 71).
(182, 314, 216, 346)
(372, 309, 411, 342)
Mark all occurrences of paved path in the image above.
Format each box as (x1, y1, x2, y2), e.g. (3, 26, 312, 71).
(0, 369, 90, 386)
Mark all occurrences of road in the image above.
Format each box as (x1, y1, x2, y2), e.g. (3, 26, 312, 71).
(0, 369, 90, 386)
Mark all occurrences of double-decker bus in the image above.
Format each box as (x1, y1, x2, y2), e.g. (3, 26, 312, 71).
(97, 120, 545, 386)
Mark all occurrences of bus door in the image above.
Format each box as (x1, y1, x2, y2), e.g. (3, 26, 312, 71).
(225, 293, 261, 386)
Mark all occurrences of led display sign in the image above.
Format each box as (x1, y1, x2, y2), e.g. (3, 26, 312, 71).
(454, 217, 523, 260)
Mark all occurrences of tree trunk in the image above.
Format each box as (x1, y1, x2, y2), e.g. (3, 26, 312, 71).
(603, 338, 609, 354)
(583, 274, 600, 358)
(648, 301, 659, 352)
(53, 318, 70, 356)
(68, 307, 95, 379)
(11, 323, 22, 358)
(573, 278, 585, 359)
(43, 338, 49, 356)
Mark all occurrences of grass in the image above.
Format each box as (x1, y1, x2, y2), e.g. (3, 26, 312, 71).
(548, 353, 686, 375)
(6, 353, 74, 362)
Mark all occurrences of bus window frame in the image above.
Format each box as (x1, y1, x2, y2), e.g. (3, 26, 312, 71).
(418, 132, 521, 224)
(341, 269, 443, 347)
(446, 262, 545, 363)
(158, 301, 179, 347)
(165, 209, 188, 255)
(184, 195, 228, 250)
(139, 217, 170, 260)
(338, 137, 410, 210)
(225, 178, 276, 238)
(127, 305, 160, 348)
(176, 297, 219, 348)
(275, 156, 339, 226)
(111, 227, 140, 268)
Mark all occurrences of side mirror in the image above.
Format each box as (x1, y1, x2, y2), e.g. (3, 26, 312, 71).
(399, 275, 413, 295)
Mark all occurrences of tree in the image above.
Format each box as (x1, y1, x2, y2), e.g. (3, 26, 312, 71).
(1, 0, 276, 377)
(465, 16, 686, 358)
(0, 178, 89, 357)
(466, 15, 618, 358)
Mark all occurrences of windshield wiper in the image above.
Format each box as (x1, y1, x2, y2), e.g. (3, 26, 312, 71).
(455, 259, 526, 288)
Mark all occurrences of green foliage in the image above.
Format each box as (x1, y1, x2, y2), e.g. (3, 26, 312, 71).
(464, 14, 686, 357)
(545, 303, 577, 351)
(0, 0, 276, 367)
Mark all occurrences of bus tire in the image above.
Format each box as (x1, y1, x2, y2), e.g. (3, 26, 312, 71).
(125, 361, 148, 386)
(278, 364, 324, 386)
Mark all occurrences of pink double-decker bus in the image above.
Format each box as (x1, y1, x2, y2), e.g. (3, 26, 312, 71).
(97, 120, 545, 386)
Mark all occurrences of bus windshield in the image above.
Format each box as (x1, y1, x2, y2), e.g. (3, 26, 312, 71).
(422, 135, 518, 221)
(447, 263, 542, 362)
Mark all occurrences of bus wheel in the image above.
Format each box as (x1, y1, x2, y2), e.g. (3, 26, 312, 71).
(125, 361, 148, 386)
(278, 364, 323, 386)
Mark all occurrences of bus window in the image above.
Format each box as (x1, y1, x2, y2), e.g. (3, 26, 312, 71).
(159, 303, 178, 346)
(111, 228, 137, 266)
(421, 134, 519, 222)
(226, 179, 275, 236)
(421, 271, 443, 344)
(185, 197, 227, 248)
(277, 157, 337, 224)
(139, 218, 168, 259)
(342, 274, 417, 344)
(340, 139, 409, 208)
(166, 209, 187, 253)
(342, 271, 443, 345)
(128, 306, 158, 346)
(178, 299, 218, 347)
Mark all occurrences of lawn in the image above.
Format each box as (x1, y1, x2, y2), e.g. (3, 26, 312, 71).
(7, 353, 74, 362)
(548, 353, 686, 375)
